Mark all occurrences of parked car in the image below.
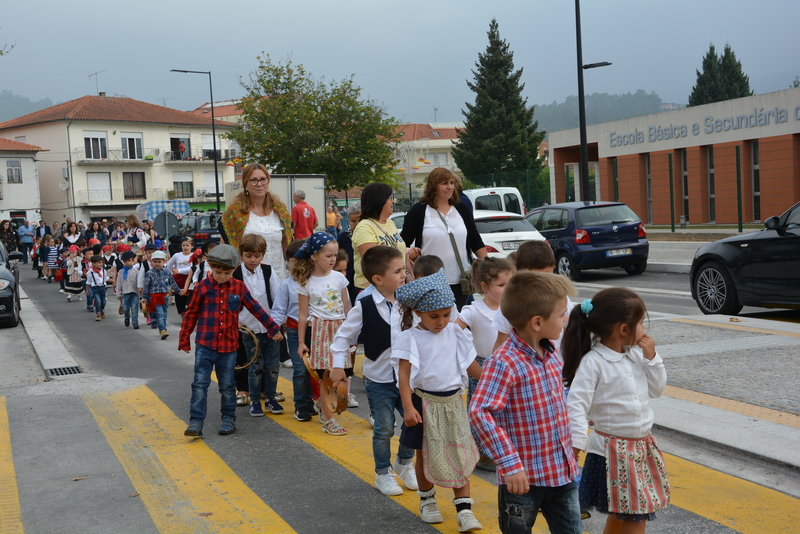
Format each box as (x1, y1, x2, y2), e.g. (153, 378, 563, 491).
(462, 187, 525, 215)
(0, 241, 23, 327)
(473, 210, 544, 258)
(690, 201, 800, 315)
(525, 201, 649, 281)
(389, 211, 406, 232)
(169, 212, 222, 255)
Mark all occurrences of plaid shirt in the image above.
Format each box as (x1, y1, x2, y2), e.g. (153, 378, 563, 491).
(142, 267, 181, 297)
(469, 330, 577, 487)
(179, 276, 280, 352)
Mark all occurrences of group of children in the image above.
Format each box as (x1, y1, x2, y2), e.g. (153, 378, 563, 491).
(178, 230, 670, 534)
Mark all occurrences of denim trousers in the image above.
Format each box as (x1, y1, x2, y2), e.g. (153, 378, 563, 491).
(364, 378, 415, 473)
(122, 293, 139, 325)
(151, 302, 168, 331)
(19, 242, 31, 263)
(286, 328, 312, 409)
(189, 343, 237, 424)
(242, 332, 280, 401)
(498, 481, 582, 534)
(92, 287, 106, 313)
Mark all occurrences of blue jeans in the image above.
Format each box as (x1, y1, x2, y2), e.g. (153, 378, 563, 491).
(92, 286, 106, 313)
(242, 332, 280, 401)
(189, 343, 237, 424)
(122, 293, 139, 325)
(286, 328, 312, 409)
(364, 379, 415, 473)
(19, 242, 31, 263)
(151, 302, 168, 330)
(498, 481, 582, 534)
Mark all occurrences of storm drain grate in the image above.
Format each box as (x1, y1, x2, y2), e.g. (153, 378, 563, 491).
(46, 366, 83, 377)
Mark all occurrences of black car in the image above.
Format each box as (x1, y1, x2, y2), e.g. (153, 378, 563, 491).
(0, 241, 23, 327)
(690, 201, 800, 315)
(525, 201, 649, 281)
(169, 212, 222, 254)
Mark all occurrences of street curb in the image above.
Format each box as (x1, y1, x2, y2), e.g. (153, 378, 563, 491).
(647, 262, 691, 274)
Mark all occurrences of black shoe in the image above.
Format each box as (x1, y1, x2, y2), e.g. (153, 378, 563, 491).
(307, 401, 318, 416)
(133, 324, 140, 329)
(124, 317, 130, 327)
(184, 422, 203, 437)
(294, 405, 312, 422)
(151, 323, 158, 329)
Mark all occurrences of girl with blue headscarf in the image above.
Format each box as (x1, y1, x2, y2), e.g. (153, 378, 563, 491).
(391, 269, 484, 532)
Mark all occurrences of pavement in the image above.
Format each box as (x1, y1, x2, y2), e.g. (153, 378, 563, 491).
(6, 271, 800, 482)
(645, 226, 760, 274)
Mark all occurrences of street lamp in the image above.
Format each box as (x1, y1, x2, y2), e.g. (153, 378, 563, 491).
(575, 0, 611, 202)
(170, 69, 221, 212)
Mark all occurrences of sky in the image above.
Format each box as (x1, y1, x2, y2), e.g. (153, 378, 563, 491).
(2, 0, 798, 125)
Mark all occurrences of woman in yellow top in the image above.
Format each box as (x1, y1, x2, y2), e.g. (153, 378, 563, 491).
(351, 182, 406, 289)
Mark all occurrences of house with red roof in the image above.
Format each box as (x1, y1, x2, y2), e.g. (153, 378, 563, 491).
(0, 94, 239, 222)
(0, 139, 45, 223)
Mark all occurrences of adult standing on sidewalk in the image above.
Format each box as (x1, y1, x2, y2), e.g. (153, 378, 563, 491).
(0, 220, 18, 253)
(291, 190, 317, 240)
(17, 220, 34, 264)
(35, 220, 51, 240)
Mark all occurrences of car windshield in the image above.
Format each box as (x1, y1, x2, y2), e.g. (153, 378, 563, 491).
(475, 217, 535, 233)
(198, 217, 216, 231)
(576, 205, 640, 226)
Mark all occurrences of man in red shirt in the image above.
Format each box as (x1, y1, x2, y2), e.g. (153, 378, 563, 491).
(291, 190, 318, 239)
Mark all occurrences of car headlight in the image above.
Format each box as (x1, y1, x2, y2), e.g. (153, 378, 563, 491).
(0, 280, 9, 290)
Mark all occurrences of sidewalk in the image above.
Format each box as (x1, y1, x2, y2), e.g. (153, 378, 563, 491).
(11, 279, 800, 474)
(645, 226, 759, 274)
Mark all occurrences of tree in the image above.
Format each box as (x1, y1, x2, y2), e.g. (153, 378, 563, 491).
(229, 55, 402, 192)
(452, 19, 544, 178)
(790, 74, 800, 88)
(688, 43, 752, 106)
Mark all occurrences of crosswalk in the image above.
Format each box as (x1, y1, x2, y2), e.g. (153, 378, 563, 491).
(2, 373, 799, 533)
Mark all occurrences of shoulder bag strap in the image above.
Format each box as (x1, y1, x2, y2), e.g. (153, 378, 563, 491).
(367, 220, 399, 248)
(435, 209, 466, 279)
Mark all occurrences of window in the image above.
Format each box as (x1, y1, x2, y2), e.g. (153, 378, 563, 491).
(503, 193, 521, 214)
(540, 209, 568, 231)
(172, 171, 194, 199)
(14, 136, 26, 143)
(123, 172, 146, 199)
(121, 133, 143, 159)
(87, 172, 112, 202)
(681, 149, 690, 222)
(432, 153, 447, 166)
(707, 146, 715, 222)
(170, 135, 190, 160)
(83, 131, 108, 159)
(203, 171, 222, 195)
(6, 160, 22, 183)
(474, 217, 534, 234)
(202, 134, 221, 160)
(751, 140, 760, 222)
(474, 195, 502, 211)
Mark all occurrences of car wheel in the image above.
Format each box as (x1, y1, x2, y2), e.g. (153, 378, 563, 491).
(2, 291, 20, 328)
(556, 253, 580, 281)
(624, 261, 647, 275)
(693, 261, 742, 315)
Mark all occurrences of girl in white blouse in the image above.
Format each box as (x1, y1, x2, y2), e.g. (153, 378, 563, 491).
(563, 287, 669, 533)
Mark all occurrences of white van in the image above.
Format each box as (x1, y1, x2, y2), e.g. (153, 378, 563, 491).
(462, 187, 525, 215)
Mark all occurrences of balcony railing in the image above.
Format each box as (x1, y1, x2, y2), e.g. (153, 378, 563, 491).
(163, 149, 228, 164)
(167, 188, 223, 202)
(78, 189, 166, 206)
(72, 148, 161, 164)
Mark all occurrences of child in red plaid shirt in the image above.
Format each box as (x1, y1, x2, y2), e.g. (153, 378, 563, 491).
(179, 244, 283, 438)
(469, 271, 581, 534)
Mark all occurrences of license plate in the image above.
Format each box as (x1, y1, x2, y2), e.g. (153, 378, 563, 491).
(502, 241, 522, 250)
(211, 234, 220, 239)
(606, 248, 632, 257)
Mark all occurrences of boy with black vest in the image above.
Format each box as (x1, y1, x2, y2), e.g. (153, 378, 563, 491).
(233, 234, 283, 417)
(329, 246, 418, 496)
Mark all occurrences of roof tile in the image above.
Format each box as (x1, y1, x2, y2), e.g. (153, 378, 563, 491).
(0, 138, 44, 152)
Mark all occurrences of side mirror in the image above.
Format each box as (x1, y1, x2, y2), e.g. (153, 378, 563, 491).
(8, 251, 24, 263)
(764, 216, 781, 230)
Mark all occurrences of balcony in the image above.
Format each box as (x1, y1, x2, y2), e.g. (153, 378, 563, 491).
(167, 188, 224, 203)
(72, 148, 161, 165)
(78, 189, 166, 206)
(163, 149, 228, 165)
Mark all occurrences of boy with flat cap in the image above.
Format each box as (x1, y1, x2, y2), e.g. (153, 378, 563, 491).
(179, 244, 284, 438)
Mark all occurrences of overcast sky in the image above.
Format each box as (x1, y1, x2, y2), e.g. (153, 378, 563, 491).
(2, 0, 798, 125)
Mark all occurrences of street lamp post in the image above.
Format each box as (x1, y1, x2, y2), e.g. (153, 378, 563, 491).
(170, 69, 221, 212)
(574, 0, 611, 202)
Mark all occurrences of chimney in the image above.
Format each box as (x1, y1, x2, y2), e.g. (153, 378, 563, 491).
(99, 92, 106, 97)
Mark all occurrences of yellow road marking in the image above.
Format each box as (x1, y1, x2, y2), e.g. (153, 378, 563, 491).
(669, 318, 800, 338)
(665, 452, 800, 533)
(85, 385, 295, 534)
(0, 396, 24, 534)
(664, 385, 800, 429)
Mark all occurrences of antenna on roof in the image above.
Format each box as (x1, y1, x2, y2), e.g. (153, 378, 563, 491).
(88, 70, 107, 95)
(156, 97, 174, 107)
(432, 107, 438, 122)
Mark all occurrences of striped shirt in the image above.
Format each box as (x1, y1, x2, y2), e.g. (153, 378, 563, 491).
(469, 330, 577, 487)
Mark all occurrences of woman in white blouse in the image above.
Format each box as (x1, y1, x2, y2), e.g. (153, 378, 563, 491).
(63, 222, 81, 245)
(401, 168, 487, 309)
(124, 215, 149, 252)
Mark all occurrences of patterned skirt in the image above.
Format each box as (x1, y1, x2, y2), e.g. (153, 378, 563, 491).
(308, 318, 345, 371)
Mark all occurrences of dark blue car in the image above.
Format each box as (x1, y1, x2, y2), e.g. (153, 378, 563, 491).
(525, 201, 649, 281)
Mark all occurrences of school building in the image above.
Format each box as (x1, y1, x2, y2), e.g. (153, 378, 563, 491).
(547, 87, 800, 224)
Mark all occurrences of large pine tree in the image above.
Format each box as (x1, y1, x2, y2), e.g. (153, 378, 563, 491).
(452, 19, 544, 178)
(688, 43, 752, 106)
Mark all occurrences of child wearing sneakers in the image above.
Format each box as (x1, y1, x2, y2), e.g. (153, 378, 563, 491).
(85, 255, 111, 321)
(329, 246, 418, 496)
(179, 244, 283, 438)
(116, 250, 141, 329)
(64, 245, 84, 302)
(137, 243, 158, 326)
(233, 234, 283, 417)
(142, 250, 183, 340)
(469, 272, 582, 533)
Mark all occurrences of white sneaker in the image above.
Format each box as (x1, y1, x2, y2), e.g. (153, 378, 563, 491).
(66, 294, 72, 302)
(59, 289, 65, 293)
(375, 472, 403, 496)
(392, 459, 419, 491)
(457, 509, 482, 532)
(419, 495, 443, 523)
(281, 360, 293, 368)
(348, 393, 359, 408)
(369, 415, 374, 427)
(78, 295, 82, 301)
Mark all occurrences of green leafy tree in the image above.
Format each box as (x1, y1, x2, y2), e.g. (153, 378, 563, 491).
(229, 55, 402, 191)
(790, 74, 800, 88)
(688, 43, 752, 106)
(452, 19, 544, 177)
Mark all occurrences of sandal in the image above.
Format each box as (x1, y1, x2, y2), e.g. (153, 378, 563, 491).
(236, 393, 249, 406)
(321, 418, 348, 436)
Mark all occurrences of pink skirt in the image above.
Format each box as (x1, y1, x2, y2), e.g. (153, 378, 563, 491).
(308, 318, 346, 371)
